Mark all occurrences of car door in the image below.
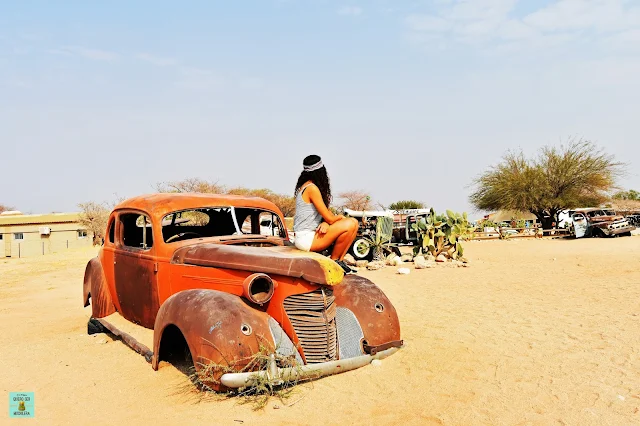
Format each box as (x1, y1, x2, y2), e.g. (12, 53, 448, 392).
(571, 213, 588, 238)
(101, 214, 118, 309)
(114, 211, 159, 328)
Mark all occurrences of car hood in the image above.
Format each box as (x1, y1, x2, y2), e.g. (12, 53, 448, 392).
(171, 243, 344, 286)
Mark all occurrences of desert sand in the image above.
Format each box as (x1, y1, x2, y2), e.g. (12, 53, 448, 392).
(1, 237, 639, 425)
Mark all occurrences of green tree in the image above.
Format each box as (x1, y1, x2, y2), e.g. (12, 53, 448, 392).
(388, 200, 425, 210)
(612, 189, 640, 200)
(469, 139, 624, 231)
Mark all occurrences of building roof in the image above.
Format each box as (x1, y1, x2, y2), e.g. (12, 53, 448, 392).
(0, 212, 81, 226)
(114, 193, 282, 218)
(608, 199, 640, 213)
(486, 210, 538, 223)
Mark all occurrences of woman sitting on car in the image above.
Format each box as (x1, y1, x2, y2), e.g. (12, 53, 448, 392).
(293, 155, 359, 273)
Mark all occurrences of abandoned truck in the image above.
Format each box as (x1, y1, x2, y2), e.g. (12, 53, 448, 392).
(342, 208, 434, 259)
(343, 208, 399, 260)
(564, 208, 635, 238)
(83, 193, 402, 391)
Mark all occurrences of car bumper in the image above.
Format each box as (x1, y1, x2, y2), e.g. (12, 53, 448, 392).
(220, 346, 401, 389)
(602, 225, 636, 236)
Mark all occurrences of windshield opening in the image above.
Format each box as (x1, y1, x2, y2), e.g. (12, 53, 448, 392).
(162, 207, 286, 243)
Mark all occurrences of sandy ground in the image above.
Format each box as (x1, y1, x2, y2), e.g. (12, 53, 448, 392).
(2, 237, 640, 426)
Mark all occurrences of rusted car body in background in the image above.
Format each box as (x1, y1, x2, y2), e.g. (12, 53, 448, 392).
(83, 193, 402, 390)
(568, 208, 635, 238)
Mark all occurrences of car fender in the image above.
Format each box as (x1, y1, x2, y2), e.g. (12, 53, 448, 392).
(151, 289, 274, 388)
(333, 275, 401, 350)
(83, 257, 116, 318)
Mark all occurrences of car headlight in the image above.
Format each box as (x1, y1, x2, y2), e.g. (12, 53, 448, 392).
(242, 273, 275, 305)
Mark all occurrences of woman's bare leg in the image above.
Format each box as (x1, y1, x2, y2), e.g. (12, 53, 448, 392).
(338, 220, 359, 259)
(310, 218, 359, 260)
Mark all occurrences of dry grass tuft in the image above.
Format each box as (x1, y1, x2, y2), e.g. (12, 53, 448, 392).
(181, 337, 318, 410)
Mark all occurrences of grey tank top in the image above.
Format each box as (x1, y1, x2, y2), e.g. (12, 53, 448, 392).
(294, 183, 324, 232)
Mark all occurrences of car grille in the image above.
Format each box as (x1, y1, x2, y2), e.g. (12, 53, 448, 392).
(283, 288, 337, 364)
(610, 220, 630, 229)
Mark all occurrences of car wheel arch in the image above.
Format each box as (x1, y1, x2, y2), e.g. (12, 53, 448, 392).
(334, 275, 401, 348)
(152, 322, 195, 372)
(150, 289, 275, 389)
(83, 257, 116, 318)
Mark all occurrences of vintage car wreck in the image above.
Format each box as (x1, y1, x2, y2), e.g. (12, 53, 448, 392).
(83, 193, 402, 390)
(565, 208, 635, 238)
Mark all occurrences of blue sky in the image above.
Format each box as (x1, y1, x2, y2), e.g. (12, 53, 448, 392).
(1, 0, 639, 216)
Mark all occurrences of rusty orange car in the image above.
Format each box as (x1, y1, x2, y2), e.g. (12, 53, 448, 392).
(83, 193, 402, 390)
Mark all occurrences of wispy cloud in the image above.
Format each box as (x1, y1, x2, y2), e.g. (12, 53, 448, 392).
(404, 0, 640, 53)
(523, 0, 640, 33)
(405, 15, 451, 32)
(49, 46, 118, 62)
(174, 67, 225, 91)
(239, 77, 264, 90)
(5, 79, 33, 89)
(12, 46, 31, 55)
(337, 6, 363, 16)
(136, 53, 178, 67)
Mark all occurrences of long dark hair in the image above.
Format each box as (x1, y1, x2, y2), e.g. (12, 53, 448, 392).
(295, 154, 332, 206)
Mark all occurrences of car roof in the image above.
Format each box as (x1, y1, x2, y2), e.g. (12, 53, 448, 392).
(113, 193, 281, 218)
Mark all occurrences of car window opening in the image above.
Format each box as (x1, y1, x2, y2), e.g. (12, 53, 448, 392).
(120, 213, 153, 249)
(162, 207, 285, 243)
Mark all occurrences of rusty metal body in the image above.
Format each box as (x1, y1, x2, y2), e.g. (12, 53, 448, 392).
(83, 193, 402, 390)
(572, 208, 636, 237)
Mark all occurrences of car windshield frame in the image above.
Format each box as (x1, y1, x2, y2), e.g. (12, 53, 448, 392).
(161, 205, 287, 243)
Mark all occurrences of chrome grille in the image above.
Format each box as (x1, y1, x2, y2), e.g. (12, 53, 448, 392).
(268, 317, 304, 365)
(283, 289, 337, 364)
(336, 307, 365, 359)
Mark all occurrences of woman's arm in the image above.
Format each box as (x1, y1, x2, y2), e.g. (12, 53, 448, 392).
(306, 185, 343, 224)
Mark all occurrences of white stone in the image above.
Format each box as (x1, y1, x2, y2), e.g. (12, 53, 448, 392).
(343, 253, 356, 266)
(397, 268, 410, 275)
(414, 256, 429, 269)
(400, 254, 414, 263)
(366, 261, 385, 271)
(385, 254, 399, 266)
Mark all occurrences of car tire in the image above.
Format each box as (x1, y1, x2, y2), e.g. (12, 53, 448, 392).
(621, 231, 632, 237)
(350, 238, 373, 261)
(88, 318, 106, 335)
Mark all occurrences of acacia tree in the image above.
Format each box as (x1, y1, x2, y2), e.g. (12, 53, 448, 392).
(388, 200, 425, 210)
(0, 204, 14, 213)
(469, 139, 624, 231)
(155, 178, 296, 217)
(226, 187, 296, 217)
(154, 178, 224, 194)
(337, 190, 373, 211)
(78, 201, 112, 245)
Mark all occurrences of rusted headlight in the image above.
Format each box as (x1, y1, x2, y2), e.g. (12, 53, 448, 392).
(242, 273, 275, 305)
